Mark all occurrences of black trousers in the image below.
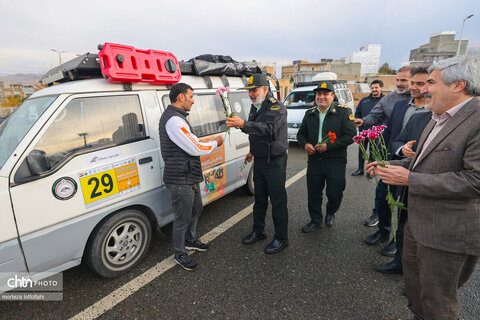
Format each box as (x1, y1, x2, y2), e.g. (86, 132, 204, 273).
(306, 161, 346, 224)
(252, 153, 288, 240)
(376, 180, 397, 236)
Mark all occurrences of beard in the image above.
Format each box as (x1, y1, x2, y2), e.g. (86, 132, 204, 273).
(396, 87, 409, 94)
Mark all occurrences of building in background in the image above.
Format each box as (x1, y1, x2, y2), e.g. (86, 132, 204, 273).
(281, 59, 362, 85)
(345, 44, 381, 76)
(409, 31, 468, 66)
(1, 83, 36, 116)
(467, 42, 480, 56)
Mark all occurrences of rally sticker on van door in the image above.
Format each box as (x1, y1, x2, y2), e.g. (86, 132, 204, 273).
(52, 177, 77, 200)
(78, 158, 140, 208)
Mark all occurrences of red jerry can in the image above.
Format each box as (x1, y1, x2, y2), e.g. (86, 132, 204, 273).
(98, 43, 182, 85)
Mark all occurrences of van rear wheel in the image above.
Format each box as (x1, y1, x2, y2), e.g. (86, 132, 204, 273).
(85, 209, 152, 278)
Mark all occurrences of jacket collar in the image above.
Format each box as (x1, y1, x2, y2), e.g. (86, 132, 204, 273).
(168, 104, 189, 117)
(410, 96, 479, 170)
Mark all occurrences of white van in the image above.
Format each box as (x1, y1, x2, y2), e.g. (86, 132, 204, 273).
(0, 53, 270, 291)
(284, 80, 354, 142)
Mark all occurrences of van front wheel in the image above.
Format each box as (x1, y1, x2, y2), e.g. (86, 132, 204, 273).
(85, 209, 152, 278)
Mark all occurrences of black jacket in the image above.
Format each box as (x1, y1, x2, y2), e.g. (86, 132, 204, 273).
(241, 92, 288, 161)
(297, 101, 356, 164)
(354, 93, 384, 131)
(159, 105, 203, 185)
(391, 111, 432, 157)
(383, 98, 411, 158)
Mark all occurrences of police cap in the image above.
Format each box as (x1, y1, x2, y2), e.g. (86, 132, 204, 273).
(313, 80, 335, 92)
(241, 73, 269, 89)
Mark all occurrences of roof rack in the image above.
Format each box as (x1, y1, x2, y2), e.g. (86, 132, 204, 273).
(40, 53, 102, 86)
(40, 43, 264, 87)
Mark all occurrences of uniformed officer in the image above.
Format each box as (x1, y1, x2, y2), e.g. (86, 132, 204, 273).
(297, 81, 356, 233)
(226, 73, 289, 254)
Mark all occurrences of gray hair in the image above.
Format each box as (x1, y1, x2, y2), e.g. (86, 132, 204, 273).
(428, 55, 480, 96)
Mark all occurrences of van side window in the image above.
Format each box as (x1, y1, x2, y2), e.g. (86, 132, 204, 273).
(227, 92, 251, 121)
(33, 95, 145, 169)
(161, 94, 226, 137)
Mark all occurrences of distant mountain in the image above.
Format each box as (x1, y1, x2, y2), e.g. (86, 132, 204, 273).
(0, 73, 41, 86)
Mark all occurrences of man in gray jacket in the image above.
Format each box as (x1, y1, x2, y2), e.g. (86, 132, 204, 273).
(354, 66, 412, 128)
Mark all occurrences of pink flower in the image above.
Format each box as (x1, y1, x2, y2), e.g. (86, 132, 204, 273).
(376, 125, 387, 133)
(353, 135, 365, 144)
(360, 130, 369, 138)
(372, 125, 387, 134)
(367, 130, 379, 139)
(237, 172, 244, 178)
(216, 86, 231, 96)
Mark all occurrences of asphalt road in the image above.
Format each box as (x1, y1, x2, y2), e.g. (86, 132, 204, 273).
(1, 143, 479, 320)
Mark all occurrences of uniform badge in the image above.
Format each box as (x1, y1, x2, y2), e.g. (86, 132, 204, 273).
(320, 82, 327, 88)
(247, 76, 254, 85)
(270, 105, 280, 111)
(349, 114, 355, 120)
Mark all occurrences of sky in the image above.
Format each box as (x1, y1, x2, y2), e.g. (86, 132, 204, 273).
(1, 0, 479, 76)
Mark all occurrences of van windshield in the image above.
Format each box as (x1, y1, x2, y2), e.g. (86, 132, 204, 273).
(284, 91, 315, 109)
(0, 96, 57, 170)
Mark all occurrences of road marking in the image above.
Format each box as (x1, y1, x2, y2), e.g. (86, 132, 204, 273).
(70, 168, 307, 320)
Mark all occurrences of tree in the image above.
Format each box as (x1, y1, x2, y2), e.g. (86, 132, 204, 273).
(1, 95, 22, 108)
(378, 63, 396, 75)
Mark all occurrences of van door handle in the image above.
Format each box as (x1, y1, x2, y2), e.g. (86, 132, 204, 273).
(139, 156, 153, 164)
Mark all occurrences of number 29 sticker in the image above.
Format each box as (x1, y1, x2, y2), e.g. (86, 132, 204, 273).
(78, 158, 140, 208)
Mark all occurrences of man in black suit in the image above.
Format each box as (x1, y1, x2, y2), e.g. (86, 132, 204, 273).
(365, 68, 429, 258)
(368, 67, 430, 274)
(374, 111, 432, 274)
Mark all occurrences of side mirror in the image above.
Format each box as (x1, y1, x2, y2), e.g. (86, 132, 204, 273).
(27, 150, 50, 176)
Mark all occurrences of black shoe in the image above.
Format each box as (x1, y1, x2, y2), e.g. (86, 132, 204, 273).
(185, 239, 209, 252)
(380, 240, 397, 257)
(364, 214, 379, 227)
(366, 231, 389, 245)
(264, 239, 289, 254)
(351, 169, 364, 176)
(325, 214, 335, 227)
(374, 260, 402, 274)
(174, 253, 197, 271)
(242, 231, 267, 244)
(301, 222, 321, 233)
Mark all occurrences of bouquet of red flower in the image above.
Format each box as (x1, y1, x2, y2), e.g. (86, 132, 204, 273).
(316, 131, 337, 146)
(353, 125, 406, 241)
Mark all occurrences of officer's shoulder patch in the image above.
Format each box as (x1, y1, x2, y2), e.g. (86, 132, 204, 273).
(337, 104, 347, 108)
(270, 104, 280, 111)
(348, 114, 355, 120)
(308, 106, 316, 113)
(269, 97, 277, 104)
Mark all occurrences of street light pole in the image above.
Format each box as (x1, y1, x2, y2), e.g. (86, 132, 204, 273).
(456, 14, 474, 56)
(51, 49, 67, 65)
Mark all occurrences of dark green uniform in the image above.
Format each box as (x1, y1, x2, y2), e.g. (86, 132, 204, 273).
(297, 101, 356, 224)
(241, 92, 289, 240)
